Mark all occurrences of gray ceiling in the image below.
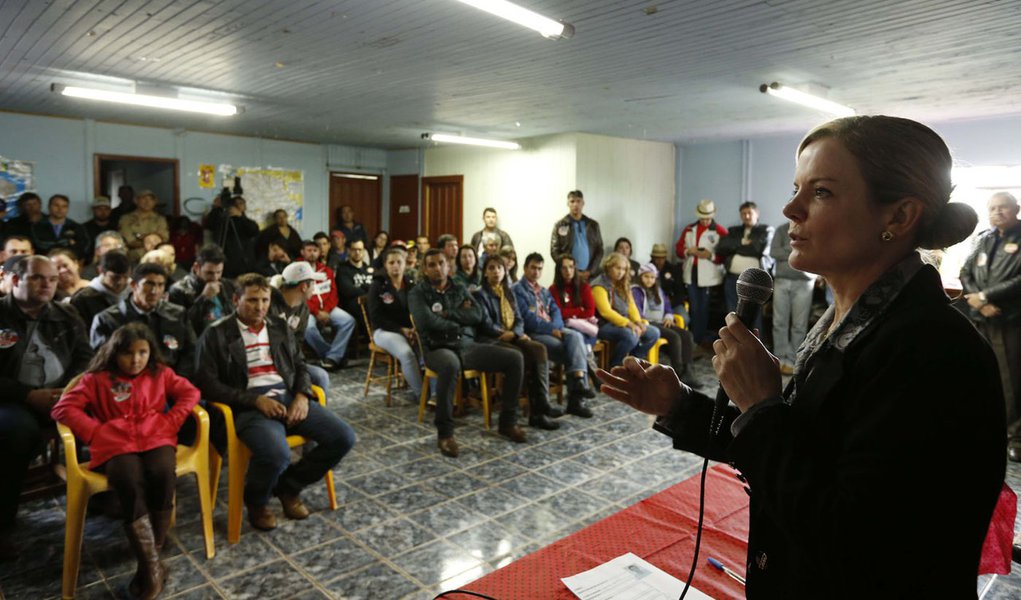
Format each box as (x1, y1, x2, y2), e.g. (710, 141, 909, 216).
(2, 0, 1020, 149)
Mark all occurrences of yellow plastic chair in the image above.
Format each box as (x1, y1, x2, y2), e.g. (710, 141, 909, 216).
(358, 296, 402, 406)
(409, 315, 493, 429)
(209, 385, 337, 545)
(55, 376, 215, 600)
(646, 337, 669, 365)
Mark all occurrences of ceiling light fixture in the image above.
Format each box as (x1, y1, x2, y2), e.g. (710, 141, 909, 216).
(423, 132, 521, 150)
(52, 84, 240, 116)
(454, 0, 574, 39)
(759, 82, 854, 117)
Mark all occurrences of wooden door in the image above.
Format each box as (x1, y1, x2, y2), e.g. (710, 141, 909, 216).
(422, 175, 464, 242)
(329, 172, 381, 237)
(389, 174, 419, 242)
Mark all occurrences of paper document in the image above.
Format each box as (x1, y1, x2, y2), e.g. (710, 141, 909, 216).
(562, 553, 714, 600)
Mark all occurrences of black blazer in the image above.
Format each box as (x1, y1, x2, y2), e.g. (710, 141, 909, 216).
(195, 314, 312, 411)
(662, 265, 1005, 598)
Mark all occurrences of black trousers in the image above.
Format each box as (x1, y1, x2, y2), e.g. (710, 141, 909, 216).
(658, 325, 693, 368)
(101, 446, 177, 522)
(0, 402, 46, 531)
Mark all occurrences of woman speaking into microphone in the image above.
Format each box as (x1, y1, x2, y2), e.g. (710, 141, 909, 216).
(598, 115, 1005, 598)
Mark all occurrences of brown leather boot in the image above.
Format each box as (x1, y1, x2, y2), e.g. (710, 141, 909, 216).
(150, 509, 173, 551)
(124, 516, 167, 600)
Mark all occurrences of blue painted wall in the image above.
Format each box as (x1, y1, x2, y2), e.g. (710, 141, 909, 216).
(0, 111, 389, 236)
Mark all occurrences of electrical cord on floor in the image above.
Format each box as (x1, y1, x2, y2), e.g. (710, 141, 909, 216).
(678, 455, 710, 600)
(433, 590, 500, 599)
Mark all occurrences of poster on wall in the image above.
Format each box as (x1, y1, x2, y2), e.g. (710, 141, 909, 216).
(198, 164, 216, 189)
(217, 165, 304, 230)
(0, 156, 35, 219)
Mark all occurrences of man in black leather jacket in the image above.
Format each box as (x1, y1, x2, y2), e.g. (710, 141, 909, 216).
(0, 256, 91, 557)
(408, 249, 526, 458)
(168, 245, 236, 337)
(195, 273, 355, 531)
(961, 191, 1021, 461)
(91, 263, 197, 379)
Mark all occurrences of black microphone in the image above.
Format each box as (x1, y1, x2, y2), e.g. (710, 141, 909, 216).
(710, 267, 774, 435)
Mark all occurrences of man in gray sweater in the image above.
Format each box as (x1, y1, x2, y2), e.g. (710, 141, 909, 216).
(770, 222, 816, 375)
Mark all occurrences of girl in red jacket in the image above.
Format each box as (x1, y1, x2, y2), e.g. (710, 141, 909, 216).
(52, 322, 200, 600)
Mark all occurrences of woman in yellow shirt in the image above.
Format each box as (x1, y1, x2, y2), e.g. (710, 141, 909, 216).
(590, 252, 660, 367)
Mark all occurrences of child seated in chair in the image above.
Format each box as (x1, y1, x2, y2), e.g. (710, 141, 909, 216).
(52, 322, 200, 600)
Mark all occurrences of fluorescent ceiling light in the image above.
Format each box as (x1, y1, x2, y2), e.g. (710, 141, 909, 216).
(454, 0, 574, 39)
(425, 133, 521, 150)
(759, 82, 854, 117)
(332, 173, 379, 180)
(53, 84, 240, 116)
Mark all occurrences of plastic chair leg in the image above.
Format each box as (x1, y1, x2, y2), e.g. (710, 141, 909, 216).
(61, 482, 90, 600)
(209, 448, 223, 506)
(226, 443, 250, 545)
(418, 373, 432, 423)
(480, 375, 490, 430)
(192, 464, 216, 559)
(325, 471, 339, 510)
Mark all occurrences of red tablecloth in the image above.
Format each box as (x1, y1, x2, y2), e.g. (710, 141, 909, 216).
(463, 464, 750, 599)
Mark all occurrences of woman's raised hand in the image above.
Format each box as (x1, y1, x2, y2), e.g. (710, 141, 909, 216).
(597, 357, 686, 417)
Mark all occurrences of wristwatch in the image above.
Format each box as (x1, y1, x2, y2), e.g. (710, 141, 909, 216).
(979, 291, 988, 304)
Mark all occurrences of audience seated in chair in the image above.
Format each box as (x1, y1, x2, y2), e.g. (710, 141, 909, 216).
(0, 255, 92, 558)
(514, 252, 596, 418)
(474, 254, 563, 430)
(298, 240, 356, 371)
(195, 273, 356, 531)
(408, 249, 527, 458)
(91, 263, 197, 380)
(70, 250, 131, 330)
(335, 239, 374, 329)
(366, 247, 423, 401)
(269, 262, 332, 394)
(632, 262, 694, 379)
(591, 252, 660, 367)
(52, 323, 201, 600)
(168, 244, 237, 338)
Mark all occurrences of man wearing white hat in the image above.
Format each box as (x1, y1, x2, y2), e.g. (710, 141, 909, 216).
(271, 261, 331, 394)
(675, 199, 728, 347)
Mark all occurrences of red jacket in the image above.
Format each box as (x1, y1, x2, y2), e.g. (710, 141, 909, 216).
(51, 366, 200, 467)
(306, 261, 339, 314)
(549, 282, 595, 320)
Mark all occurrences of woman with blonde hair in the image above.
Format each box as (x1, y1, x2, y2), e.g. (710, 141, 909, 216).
(590, 252, 659, 367)
(600, 115, 1004, 597)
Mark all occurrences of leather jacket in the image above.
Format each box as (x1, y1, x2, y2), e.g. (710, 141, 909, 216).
(168, 273, 237, 336)
(195, 314, 312, 411)
(91, 299, 197, 379)
(960, 222, 1021, 323)
(716, 223, 775, 273)
(0, 295, 92, 404)
(408, 279, 483, 350)
(550, 214, 604, 275)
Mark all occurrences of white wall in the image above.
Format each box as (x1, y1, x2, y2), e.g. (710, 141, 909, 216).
(575, 133, 676, 264)
(424, 132, 677, 285)
(0, 111, 385, 236)
(424, 133, 578, 285)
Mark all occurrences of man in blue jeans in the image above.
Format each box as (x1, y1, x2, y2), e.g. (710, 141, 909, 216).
(196, 273, 356, 531)
(409, 249, 526, 458)
(513, 252, 595, 418)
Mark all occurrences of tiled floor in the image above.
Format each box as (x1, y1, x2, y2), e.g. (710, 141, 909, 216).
(2, 357, 1020, 599)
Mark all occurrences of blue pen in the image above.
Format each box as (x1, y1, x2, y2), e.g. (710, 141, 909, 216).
(707, 557, 746, 586)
